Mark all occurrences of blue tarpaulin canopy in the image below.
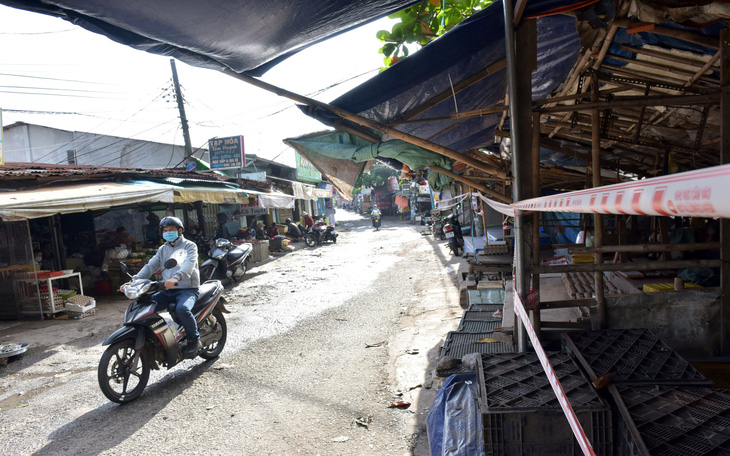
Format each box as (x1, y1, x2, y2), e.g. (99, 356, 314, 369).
(0, 0, 418, 75)
(302, 0, 586, 154)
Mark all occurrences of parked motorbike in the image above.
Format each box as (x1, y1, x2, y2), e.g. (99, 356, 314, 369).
(443, 213, 464, 256)
(371, 213, 381, 231)
(304, 219, 338, 247)
(98, 259, 229, 403)
(199, 238, 252, 282)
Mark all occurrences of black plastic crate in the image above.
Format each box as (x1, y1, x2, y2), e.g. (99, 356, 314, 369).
(563, 329, 711, 386)
(463, 310, 502, 321)
(478, 352, 612, 455)
(468, 304, 504, 313)
(440, 331, 514, 359)
(611, 385, 730, 456)
(458, 319, 501, 333)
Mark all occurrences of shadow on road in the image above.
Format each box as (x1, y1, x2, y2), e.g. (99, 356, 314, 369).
(33, 358, 219, 456)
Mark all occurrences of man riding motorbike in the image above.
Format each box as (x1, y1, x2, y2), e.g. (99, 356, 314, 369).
(120, 216, 202, 358)
(371, 205, 382, 230)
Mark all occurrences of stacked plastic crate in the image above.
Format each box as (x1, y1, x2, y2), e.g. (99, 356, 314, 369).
(563, 328, 729, 456)
(440, 283, 514, 361)
(477, 352, 613, 455)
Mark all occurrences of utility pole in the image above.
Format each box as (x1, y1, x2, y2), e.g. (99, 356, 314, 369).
(170, 59, 194, 166)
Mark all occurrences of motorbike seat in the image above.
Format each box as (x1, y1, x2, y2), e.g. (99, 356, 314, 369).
(197, 281, 218, 306)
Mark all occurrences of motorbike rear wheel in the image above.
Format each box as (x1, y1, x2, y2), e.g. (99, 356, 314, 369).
(231, 259, 248, 282)
(98, 339, 151, 404)
(200, 264, 216, 282)
(199, 309, 227, 359)
(304, 233, 317, 248)
(450, 240, 461, 257)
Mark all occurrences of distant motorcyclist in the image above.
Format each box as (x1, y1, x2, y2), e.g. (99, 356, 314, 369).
(371, 206, 382, 230)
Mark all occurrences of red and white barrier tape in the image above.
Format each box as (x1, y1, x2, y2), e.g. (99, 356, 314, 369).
(475, 163, 730, 219)
(435, 192, 469, 210)
(512, 284, 596, 456)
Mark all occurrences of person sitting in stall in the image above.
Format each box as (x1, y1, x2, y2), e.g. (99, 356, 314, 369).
(114, 226, 138, 250)
(267, 223, 279, 238)
(284, 218, 303, 242)
(215, 212, 231, 240)
(303, 212, 315, 229)
(255, 221, 268, 240)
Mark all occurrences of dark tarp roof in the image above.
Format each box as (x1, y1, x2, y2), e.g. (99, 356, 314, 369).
(302, 0, 586, 153)
(0, 0, 418, 75)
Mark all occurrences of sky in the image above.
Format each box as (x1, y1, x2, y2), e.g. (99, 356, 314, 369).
(0, 5, 395, 167)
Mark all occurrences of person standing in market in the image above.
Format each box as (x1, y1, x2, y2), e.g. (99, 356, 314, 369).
(121, 216, 201, 358)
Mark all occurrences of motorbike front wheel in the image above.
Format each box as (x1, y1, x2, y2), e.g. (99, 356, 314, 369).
(231, 259, 247, 281)
(449, 240, 461, 257)
(304, 233, 317, 247)
(200, 264, 216, 282)
(98, 339, 151, 404)
(199, 309, 227, 359)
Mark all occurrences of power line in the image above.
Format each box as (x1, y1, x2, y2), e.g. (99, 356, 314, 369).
(0, 89, 122, 99)
(0, 72, 111, 85)
(0, 84, 121, 94)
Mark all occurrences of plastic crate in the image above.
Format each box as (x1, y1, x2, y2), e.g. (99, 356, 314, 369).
(611, 385, 730, 456)
(441, 332, 515, 359)
(458, 319, 501, 333)
(468, 288, 505, 305)
(478, 352, 612, 456)
(463, 310, 502, 321)
(562, 329, 711, 386)
(467, 304, 503, 313)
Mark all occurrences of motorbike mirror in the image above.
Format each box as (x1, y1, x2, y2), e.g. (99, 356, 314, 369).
(119, 262, 132, 278)
(164, 259, 178, 269)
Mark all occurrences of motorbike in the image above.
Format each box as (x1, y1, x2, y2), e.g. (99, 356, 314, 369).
(443, 213, 464, 256)
(304, 219, 338, 247)
(371, 213, 381, 231)
(98, 259, 229, 403)
(199, 238, 252, 282)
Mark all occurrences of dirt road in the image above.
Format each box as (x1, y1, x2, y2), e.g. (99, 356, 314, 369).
(1, 210, 466, 455)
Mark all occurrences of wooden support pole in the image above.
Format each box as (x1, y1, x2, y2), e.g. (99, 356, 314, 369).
(536, 92, 719, 114)
(223, 69, 507, 178)
(720, 28, 730, 356)
(592, 80, 607, 330)
(428, 165, 512, 203)
(531, 112, 541, 338)
(541, 299, 597, 310)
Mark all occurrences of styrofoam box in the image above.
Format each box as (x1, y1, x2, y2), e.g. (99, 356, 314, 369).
(65, 300, 96, 313)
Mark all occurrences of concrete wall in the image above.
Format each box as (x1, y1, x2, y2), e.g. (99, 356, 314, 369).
(606, 288, 721, 358)
(4, 123, 189, 168)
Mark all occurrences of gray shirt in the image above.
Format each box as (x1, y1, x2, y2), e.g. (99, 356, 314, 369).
(133, 235, 200, 289)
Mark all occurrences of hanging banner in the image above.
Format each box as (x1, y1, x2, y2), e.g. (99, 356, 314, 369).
(208, 135, 245, 170)
(394, 194, 409, 208)
(476, 163, 730, 219)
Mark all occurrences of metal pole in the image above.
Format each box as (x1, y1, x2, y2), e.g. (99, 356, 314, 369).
(503, 0, 528, 351)
(170, 59, 194, 164)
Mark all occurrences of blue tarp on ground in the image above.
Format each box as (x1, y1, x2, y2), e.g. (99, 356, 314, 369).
(0, 0, 418, 75)
(305, 0, 585, 154)
(427, 373, 484, 456)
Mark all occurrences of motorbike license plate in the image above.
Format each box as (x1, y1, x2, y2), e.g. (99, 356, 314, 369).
(445, 231, 455, 239)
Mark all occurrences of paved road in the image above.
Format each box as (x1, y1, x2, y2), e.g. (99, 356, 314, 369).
(1, 210, 466, 455)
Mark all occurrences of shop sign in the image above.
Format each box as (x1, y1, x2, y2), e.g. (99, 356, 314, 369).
(239, 206, 267, 216)
(418, 183, 430, 195)
(208, 135, 245, 170)
(296, 153, 322, 183)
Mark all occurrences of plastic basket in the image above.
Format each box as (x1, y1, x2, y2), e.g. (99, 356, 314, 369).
(441, 332, 515, 359)
(563, 329, 711, 386)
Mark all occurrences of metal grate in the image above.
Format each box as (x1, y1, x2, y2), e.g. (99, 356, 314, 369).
(458, 320, 501, 333)
(612, 385, 730, 456)
(478, 352, 612, 455)
(563, 329, 711, 386)
(441, 332, 515, 359)
(468, 288, 505, 305)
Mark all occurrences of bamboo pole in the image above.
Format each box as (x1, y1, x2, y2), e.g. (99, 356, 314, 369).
(568, 242, 720, 254)
(530, 259, 722, 274)
(428, 165, 512, 203)
(537, 92, 719, 114)
(592, 79, 606, 330)
(222, 69, 507, 178)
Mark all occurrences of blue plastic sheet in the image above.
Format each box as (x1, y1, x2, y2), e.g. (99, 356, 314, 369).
(427, 373, 484, 456)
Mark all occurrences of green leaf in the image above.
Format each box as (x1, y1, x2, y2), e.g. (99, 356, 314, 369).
(376, 30, 392, 41)
(382, 43, 396, 57)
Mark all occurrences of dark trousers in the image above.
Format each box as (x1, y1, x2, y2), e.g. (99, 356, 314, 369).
(152, 288, 200, 341)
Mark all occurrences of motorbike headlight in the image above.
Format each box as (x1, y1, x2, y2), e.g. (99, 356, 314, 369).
(123, 280, 152, 299)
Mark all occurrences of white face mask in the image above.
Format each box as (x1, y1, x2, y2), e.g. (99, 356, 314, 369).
(35, 256, 42, 263)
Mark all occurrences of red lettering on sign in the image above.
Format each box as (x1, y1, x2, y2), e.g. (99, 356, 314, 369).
(631, 189, 646, 215)
(652, 187, 671, 216)
(614, 191, 627, 214)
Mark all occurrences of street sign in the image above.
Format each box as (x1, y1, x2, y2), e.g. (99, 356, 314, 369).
(208, 135, 245, 170)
